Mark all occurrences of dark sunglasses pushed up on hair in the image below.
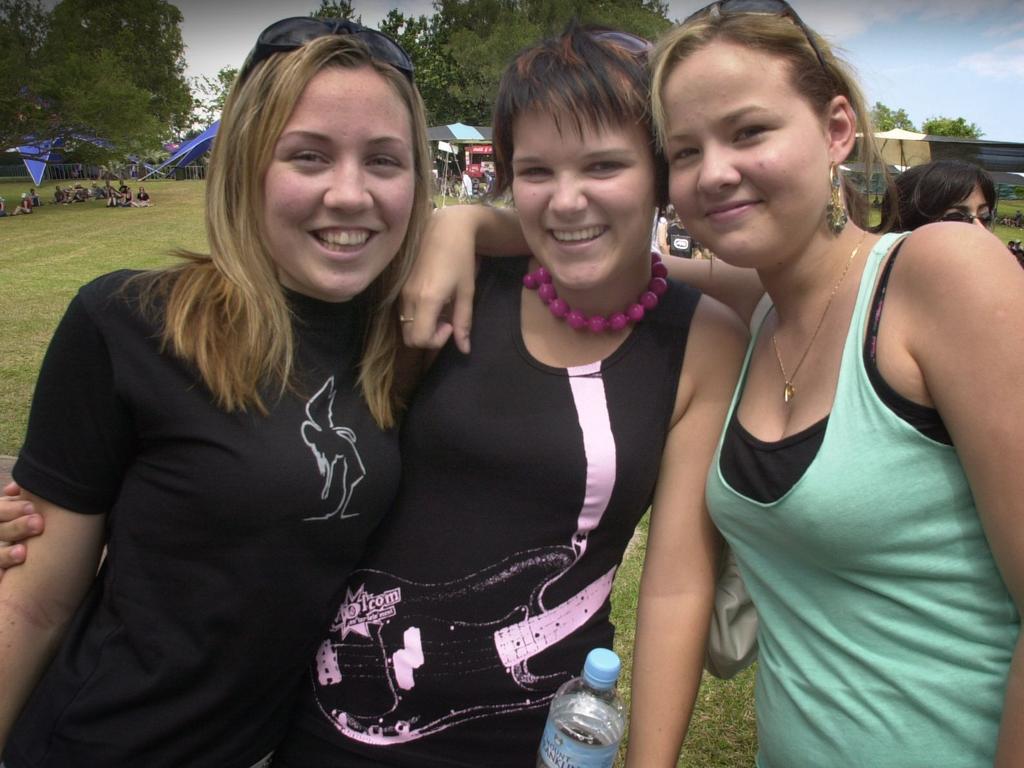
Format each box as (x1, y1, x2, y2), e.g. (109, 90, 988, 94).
(239, 17, 414, 84)
(940, 210, 994, 228)
(591, 29, 653, 55)
(683, 0, 828, 73)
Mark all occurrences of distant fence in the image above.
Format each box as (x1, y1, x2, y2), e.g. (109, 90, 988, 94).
(0, 163, 108, 180)
(174, 165, 207, 180)
(0, 163, 30, 179)
(0, 163, 208, 182)
(997, 184, 1022, 200)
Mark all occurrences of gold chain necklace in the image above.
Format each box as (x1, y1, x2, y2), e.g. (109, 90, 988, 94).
(771, 231, 868, 404)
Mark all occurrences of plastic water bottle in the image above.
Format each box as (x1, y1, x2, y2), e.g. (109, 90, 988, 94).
(536, 648, 626, 768)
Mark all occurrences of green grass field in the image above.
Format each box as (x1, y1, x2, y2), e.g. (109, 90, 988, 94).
(611, 516, 758, 767)
(0, 179, 202, 454)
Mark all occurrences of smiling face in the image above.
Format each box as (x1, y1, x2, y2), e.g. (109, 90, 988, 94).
(511, 110, 658, 313)
(661, 40, 845, 269)
(262, 65, 415, 302)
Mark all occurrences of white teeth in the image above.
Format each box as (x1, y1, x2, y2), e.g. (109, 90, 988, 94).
(317, 230, 370, 247)
(552, 226, 603, 242)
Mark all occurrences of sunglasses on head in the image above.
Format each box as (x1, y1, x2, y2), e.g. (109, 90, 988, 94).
(940, 210, 993, 228)
(239, 17, 414, 84)
(591, 29, 653, 56)
(683, 0, 828, 74)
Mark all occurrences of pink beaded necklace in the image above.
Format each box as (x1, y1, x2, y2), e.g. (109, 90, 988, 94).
(522, 252, 669, 333)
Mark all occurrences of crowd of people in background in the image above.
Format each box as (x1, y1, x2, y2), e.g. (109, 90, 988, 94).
(103, 184, 150, 207)
(998, 209, 1023, 229)
(0, 182, 152, 218)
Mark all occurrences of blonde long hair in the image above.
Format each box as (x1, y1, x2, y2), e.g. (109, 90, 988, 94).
(143, 35, 432, 428)
(650, 11, 891, 229)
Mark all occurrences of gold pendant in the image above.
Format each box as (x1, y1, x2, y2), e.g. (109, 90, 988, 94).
(783, 383, 795, 403)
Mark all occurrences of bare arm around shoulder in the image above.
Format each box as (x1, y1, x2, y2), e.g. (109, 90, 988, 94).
(0, 492, 104, 747)
(895, 224, 1024, 767)
(401, 205, 528, 353)
(624, 296, 748, 766)
(661, 257, 765, 328)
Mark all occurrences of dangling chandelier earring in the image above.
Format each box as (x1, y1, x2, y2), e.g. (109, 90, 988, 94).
(826, 163, 848, 236)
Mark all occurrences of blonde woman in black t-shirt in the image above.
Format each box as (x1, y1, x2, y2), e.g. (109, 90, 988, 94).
(0, 21, 433, 768)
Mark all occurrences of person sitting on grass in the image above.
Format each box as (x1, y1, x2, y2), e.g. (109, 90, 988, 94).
(1009, 240, 1024, 268)
(132, 186, 151, 207)
(10, 194, 33, 216)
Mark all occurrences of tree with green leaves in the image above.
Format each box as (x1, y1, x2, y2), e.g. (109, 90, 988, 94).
(426, 0, 672, 127)
(921, 116, 984, 139)
(302, 0, 670, 127)
(378, 9, 466, 125)
(3, 0, 192, 165)
(870, 101, 916, 132)
(190, 66, 239, 130)
(42, 0, 192, 135)
(1, 0, 52, 153)
(311, 0, 360, 21)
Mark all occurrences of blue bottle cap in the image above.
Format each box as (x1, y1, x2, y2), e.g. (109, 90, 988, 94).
(582, 648, 621, 690)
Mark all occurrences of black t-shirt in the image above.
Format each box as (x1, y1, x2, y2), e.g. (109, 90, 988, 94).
(5, 271, 400, 768)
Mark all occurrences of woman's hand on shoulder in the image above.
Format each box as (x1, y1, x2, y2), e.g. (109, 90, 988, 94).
(400, 205, 529, 354)
(401, 206, 481, 354)
(0, 483, 44, 577)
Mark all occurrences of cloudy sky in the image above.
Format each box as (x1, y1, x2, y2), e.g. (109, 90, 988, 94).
(174, 0, 1024, 143)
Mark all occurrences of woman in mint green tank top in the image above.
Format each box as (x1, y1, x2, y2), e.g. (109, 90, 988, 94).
(643, 3, 1023, 767)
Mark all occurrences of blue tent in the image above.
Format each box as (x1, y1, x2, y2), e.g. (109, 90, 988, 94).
(16, 141, 56, 186)
(7, 134, 113, 184)
(142, 121, 219, 180)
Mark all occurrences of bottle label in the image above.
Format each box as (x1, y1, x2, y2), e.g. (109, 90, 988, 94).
(537, 720, 618, 768)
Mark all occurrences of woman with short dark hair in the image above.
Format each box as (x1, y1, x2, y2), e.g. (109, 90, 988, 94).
(879, 159, 997, 232)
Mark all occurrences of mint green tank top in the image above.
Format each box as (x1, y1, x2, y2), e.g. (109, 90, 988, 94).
(707, 233, 1019, 767)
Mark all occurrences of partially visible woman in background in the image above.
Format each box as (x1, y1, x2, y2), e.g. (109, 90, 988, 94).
(878, 158, 996, 232)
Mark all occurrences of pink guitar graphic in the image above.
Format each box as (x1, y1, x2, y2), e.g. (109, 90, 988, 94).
(311, 547, 617, 745)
